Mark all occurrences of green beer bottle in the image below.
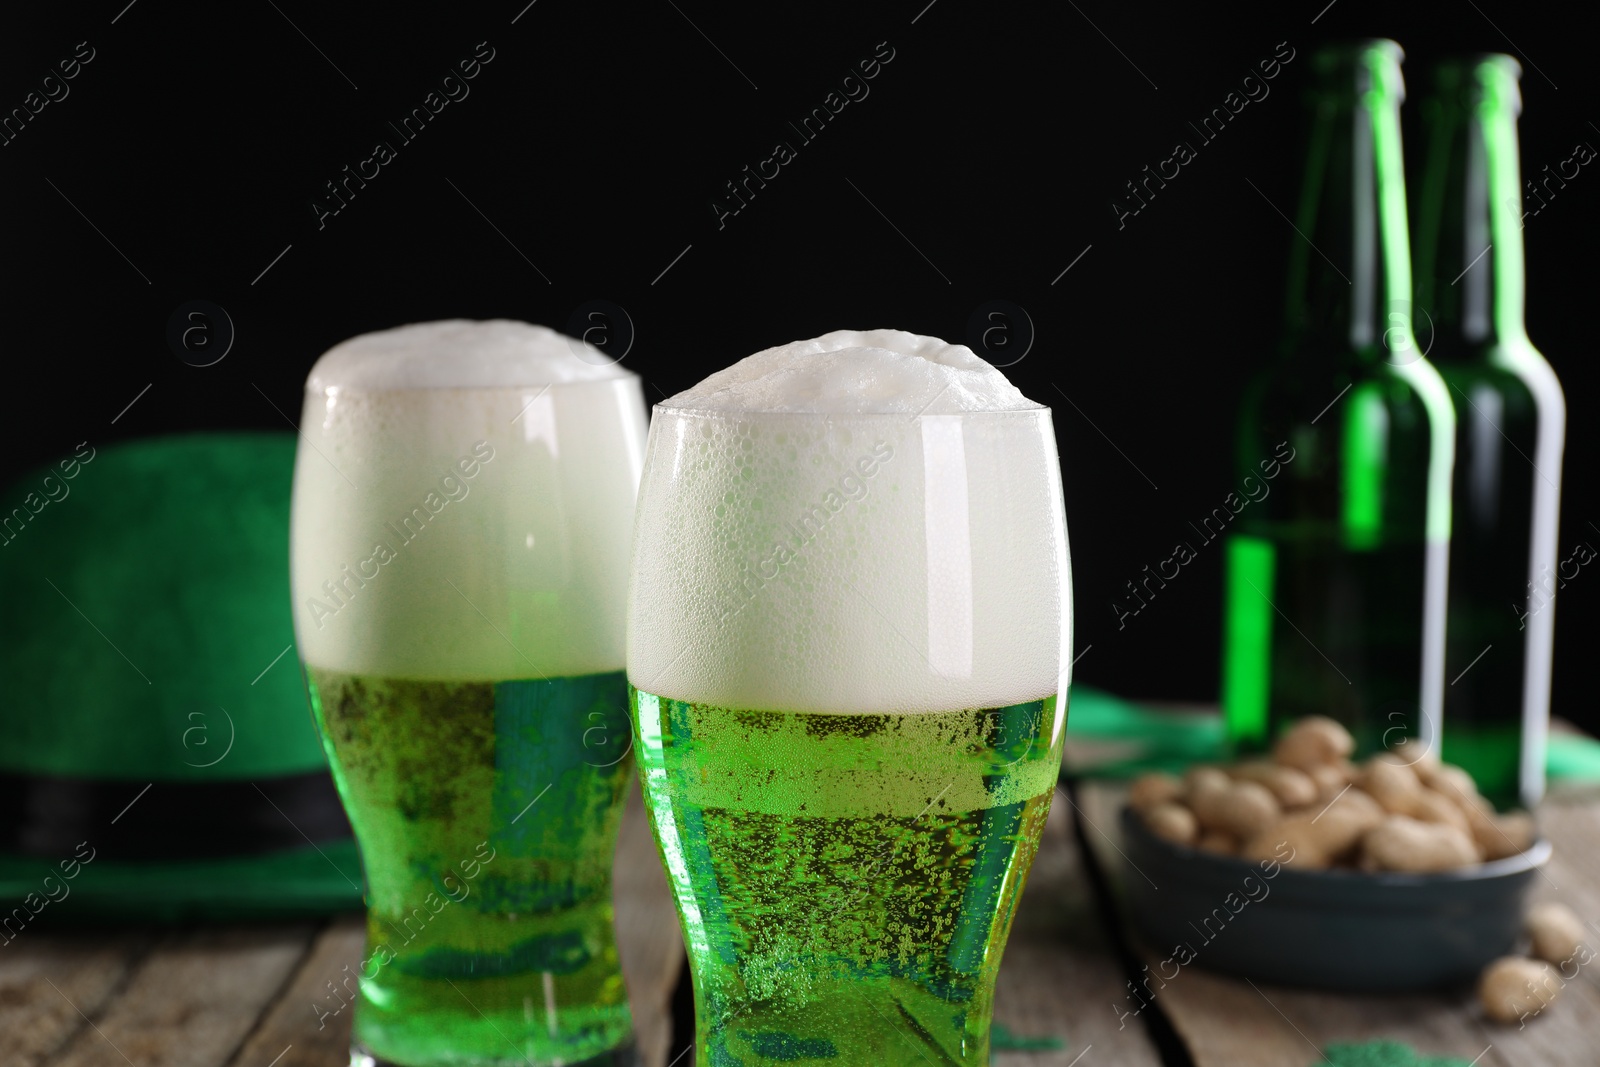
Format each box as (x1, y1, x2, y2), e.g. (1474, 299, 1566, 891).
(1413, 56, 1567, 808)
(1222, 40, 1456, 757)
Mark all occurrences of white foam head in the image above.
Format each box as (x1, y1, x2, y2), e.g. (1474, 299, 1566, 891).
(291, 319, 647, 680)
(665, 328, 1040, 414)
(627, 329, 1071, 714)
(307, 318, 630, 391)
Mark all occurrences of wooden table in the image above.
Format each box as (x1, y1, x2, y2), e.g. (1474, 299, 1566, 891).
(5, 775, 1599, 1066)
(1, 786, 684, 1067)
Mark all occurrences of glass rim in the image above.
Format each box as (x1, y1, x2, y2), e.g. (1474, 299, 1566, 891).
(304, 374, 640, 396)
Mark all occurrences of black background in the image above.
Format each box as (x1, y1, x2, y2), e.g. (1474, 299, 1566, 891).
(2, 0, 1593, 730)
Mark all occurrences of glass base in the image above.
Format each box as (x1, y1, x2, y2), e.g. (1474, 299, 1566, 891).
(350, 1040, 637, 1067)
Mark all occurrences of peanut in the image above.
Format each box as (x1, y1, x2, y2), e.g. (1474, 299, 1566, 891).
(1474, 810, 1537, 862)
(1306, 787, 1387, 860)
(1420, 762, 1481, 807)
(1358, 754, 1426, 816)
(1526, 903, 1587, 967)
(1310, 760, 1356, 797)
(1410, 788, 1472, 834)
(1142, 802, 1199, 847)
(1479, 956, 1560, 1025)
(1242, 815, 1331, 870)
(1230, 760, 1319, 808)
(1184, 765, 1232, 800)
(1388, 736, 1437, 774)
(1360, 815, 1478, 873)
(1192, 780, 1281, 841)
(1128, 772, 1184, 813)
(1273, 716, 1355, 771)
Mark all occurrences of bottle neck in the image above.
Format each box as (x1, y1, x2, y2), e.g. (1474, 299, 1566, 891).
(1414, 58, 1528, 360)
(1285, 45, 1417, 367)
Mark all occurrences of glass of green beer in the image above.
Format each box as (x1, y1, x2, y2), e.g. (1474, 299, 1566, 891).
(289, 320, 647, 1066)
(626, 329, 1072, 1066)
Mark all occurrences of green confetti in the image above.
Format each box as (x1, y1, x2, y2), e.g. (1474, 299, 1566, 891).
(990, 1022, 1065, 1051)
(1317, 1039, 1474, 1067)
(1063, 684, 1229, 777)
(1549, 732, 1600, 783)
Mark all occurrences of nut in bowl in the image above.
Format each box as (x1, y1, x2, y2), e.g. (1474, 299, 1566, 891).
(1119, 717, 1552, 992)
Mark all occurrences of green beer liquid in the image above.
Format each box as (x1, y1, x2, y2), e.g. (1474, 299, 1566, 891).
(633, 687, 1063, 1066)
(306, 668, 636, 1067)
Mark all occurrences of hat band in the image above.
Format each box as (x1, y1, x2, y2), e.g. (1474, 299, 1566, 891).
(0, 770, 352, 861)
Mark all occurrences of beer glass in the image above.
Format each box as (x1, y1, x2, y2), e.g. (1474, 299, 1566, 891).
(626, 330, 1072, 1066)
(290, 320, 647, 1067)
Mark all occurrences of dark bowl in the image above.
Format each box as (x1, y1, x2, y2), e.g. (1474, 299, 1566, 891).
(1118, 806, 1551, 992)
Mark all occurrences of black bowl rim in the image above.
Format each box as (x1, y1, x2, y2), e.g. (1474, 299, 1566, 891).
(1118, 804, 1552, 887)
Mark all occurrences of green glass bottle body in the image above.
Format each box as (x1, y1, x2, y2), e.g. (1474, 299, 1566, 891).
(1413, 56, 1566, 808)
(1222, 41, 1456, 758)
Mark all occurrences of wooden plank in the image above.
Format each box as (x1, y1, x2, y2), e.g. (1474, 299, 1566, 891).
(45, 925, 316, 1067)
(995, 786, 1161, 1067)
(1539, 796, 1600, 998)
(613, 777, 685, 1067)
(1071, 783, 1327, 1067)
(0, 931, 153, 1067)
(1072, 779, 1141, 909)
(995, 942, 1159, 1067)
(1469, 946, 1600, 1063)
(1476, 799, 1600, 1065)
(1135, 967, 1324, 1067)
(1538, 797, 1600, 916)
(223, 917, 364, 1067)
(1254, 983, 1508, 1066)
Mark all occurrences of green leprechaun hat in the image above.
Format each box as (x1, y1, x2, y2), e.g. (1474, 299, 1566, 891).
(0, 432, 362, 924)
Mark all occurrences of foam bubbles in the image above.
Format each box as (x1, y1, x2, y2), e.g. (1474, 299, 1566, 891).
(308, 319, 630, 392)
(628, 330, 1071, 715)
(292, 320, 646, 680)
(662, 329, 1041, 415)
